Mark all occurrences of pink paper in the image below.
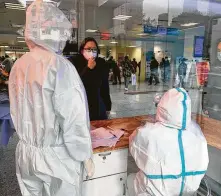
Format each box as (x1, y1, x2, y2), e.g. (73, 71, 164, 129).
(108, 129, 125, 139)
(91, 127, 125, 149)
(91, 127, 114, 141)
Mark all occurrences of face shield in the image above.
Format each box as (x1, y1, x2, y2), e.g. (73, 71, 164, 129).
(24, 0, 77, 53)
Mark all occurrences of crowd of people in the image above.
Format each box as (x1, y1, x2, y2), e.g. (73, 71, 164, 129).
(107, 56, 140, 91)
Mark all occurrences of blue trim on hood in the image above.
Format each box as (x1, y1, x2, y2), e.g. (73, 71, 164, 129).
(176, 88, 187, 129)
(143, 88, 207, 196)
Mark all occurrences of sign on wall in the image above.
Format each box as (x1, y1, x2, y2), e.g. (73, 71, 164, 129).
(143, 25, 178, 36)
(193, 36, 204, 58)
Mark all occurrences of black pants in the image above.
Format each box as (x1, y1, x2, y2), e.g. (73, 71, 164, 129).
(113, 72, 121, 84)
(149, 70, 159, 85)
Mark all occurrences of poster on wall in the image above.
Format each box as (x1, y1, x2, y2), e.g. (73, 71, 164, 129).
(196, 61, 210, 87)
(193, 36, 204, 58)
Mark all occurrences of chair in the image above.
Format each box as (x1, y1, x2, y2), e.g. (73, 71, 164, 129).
(196, 177, 211, 196)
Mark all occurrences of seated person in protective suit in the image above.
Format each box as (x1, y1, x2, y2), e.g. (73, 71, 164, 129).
(127, 88, 209, 196)
(9, 1, 94, 195)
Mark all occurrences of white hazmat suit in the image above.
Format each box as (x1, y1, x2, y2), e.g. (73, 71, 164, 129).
(9, 1, 93, 195)
(128, 88, 209, 196)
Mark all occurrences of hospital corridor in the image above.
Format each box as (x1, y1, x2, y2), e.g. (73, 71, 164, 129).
(1, 0, 221, 195)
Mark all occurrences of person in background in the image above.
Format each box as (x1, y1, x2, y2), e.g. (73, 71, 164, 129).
(160, 58, 165, 83)
(127, 88, 209, 196)
(164, 56, 171, 83)
(70, 37, 112, 120)
(137, 61, 141, 77)
(149, 57, 160, 85)
(2, 55, 13, 74)
(1, 56, 5, 63)
(178, 57, 188, 88)
(132, 58, 138, 74)
(108, 56, 121, 85)
(0, 66, 9, 103)
(122, 56, 134, 91)
(9, 1, 94, 195)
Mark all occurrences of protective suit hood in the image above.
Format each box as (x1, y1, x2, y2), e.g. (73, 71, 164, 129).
(25, 0, 72, 53)
(156, 88, 191, 129)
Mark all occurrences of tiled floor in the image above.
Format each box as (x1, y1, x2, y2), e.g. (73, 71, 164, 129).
(0, 82, 205, 196)
(109, 82, 203, 119)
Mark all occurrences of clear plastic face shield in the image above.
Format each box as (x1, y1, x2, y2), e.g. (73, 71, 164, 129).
(22, 0, 76, 53)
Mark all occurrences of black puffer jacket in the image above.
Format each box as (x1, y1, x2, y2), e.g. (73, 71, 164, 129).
(70, 55, 111, 121)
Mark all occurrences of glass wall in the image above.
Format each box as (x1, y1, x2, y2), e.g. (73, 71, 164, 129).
(1, 0, 221, 195)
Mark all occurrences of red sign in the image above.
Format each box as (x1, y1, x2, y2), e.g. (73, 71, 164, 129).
(100, 32, 111, 40)
(196, 62, 210, 86)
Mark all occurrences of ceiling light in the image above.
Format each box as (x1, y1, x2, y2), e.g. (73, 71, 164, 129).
(0, 46, 9, 48)
(113, 15, 132, 21)
(137, 33, 147, 36)
(181, 23, 198, 27)
(5, 3, 25, 10)
(6, 7, 25, 10)
(110, 41, 118, 44)
(17, 40, 26, 43)
(12, 24, 24, 28)
(86, 29, 98, 33)
(5, 3, 23, 6)
(114, 15, 132, 19)
(98, 44, 105, 47)
(17, 36, 25, 39)
(127, 46, 136, 48)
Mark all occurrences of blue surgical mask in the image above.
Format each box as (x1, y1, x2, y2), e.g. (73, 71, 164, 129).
(83, 50, 97, 60)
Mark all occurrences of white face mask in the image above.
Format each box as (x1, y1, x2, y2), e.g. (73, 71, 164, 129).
(83, 50, 97, 60)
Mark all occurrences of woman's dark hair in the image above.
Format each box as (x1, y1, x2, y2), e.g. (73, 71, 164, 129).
(79, 37, 100, 55)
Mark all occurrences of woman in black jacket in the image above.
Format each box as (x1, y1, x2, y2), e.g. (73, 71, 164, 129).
(70, 37, 111, 121)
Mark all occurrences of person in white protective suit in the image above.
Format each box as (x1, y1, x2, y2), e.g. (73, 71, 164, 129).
(9, 0, 94, 195)
(127, 88, 209, 196)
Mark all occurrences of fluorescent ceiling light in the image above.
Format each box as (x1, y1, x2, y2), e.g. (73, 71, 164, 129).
(5, 3, 23, 6)
(18, 40, 26, 43)
(86, 29, 98, 33)
(6, 7, 25, 10)
(17, 36, 25, 39)
(5, 3, 25, 10)
(113, 15, 132, 21)
(0, 46, 9, 48)
(137, 33, 147, 36)
(12, 24, 24, 28)
(181, 23, 198, 27)
(110, 41, 118, 44)
(114, 15, 132, 19)
(127, 46, 136, 48)
(98, 44, 105, 47)
(113, 17, 128, 21)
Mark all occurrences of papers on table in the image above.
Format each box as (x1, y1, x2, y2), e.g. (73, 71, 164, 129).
(91, 127, 124, 149)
